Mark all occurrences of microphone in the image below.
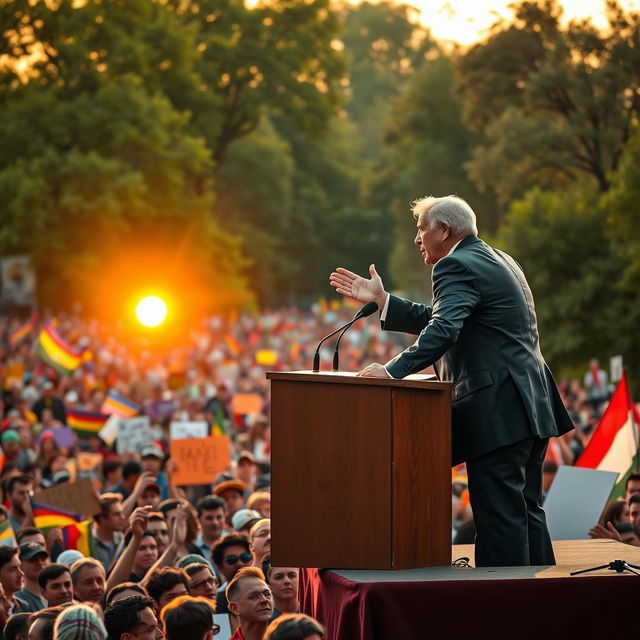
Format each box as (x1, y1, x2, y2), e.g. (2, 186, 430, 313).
(312, 302, 379, 373)
(332, 301, 378, 371)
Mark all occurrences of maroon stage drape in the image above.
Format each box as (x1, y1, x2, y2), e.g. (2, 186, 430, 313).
(300, 567, 638, 639)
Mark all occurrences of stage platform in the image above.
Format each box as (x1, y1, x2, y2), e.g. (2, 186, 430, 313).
(299, 539, 640, 639)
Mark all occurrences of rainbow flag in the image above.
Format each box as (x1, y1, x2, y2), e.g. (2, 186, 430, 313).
(0, 520, 16, 547)
(37, 324, 83, 375)
(32, 501, 85, 532)
(61, 519, 94, 557)
(8, 318, 34, 347)
(67, 409, 110, 439)
(31, 501, 94, 556)
(101, 390, 140, 417)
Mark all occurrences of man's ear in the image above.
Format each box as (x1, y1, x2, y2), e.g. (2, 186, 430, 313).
(441, 222, 451, 240)
(228, 601, 239, 616)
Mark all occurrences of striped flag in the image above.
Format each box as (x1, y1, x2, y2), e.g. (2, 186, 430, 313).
(37, 324, 83, 375)
(575, 372, 640, 494)
(61, 519, 94, 557)
(67, 409, 110, 439)
(0, 520, 16, 547)
(8, 317, 35, 347)
(101, 390, 140, 418)
(31, 500, 94, 556)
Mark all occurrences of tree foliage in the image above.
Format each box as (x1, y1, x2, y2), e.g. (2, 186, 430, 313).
(457, 0, 640, 203)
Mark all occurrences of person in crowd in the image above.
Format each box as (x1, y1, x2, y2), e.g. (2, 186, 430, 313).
(38, 564, 73, 607)
(261, 556, 299, 620)
(102, 460, 123, 493)
(105, 582, 148, 607)
(0, 547, 26, 614)
(161, 595, 216, 640)
(629, 493, 640, 536)
(7, 475, 33, 534)
(246, 493, 270, 520)
(212, 481, 245, 527)
(130, 532, 159, 583)
(2, 431, 22, 469)
(212, 535, 252, 614)
(70, 559, 105, 604)
(31, 382, 66, 425)
(625, 473, 640, 501)
(136, 483, 162, 510)
(15, 542, 49, 612)
(583, 358, 609, 411)
(146, 514, 170, 556)
(195, 496, 226, 560)
(28, 607, 62, 640)
(16, 528, 47, 548)
(139, 447, 169, 500)
(52, 603, 107, 640)
(248, 520, 270, 568)
(104, 595, 163, 640)
(106, 462, 141, 501)
(226, 567, 273, 640)
(235, 453, 258, 495)
(93, 494, 126, 571)
(55, 552, 84, 569)
(231, 510, 261, 536)
(263, 614, 325, 640)
(185, 562, 217, 600)
(4, 611, 30, 640)
(143, 567, 189, 611)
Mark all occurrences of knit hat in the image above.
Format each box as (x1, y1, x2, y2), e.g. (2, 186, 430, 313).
(53, 604, 107, 640)
(57, 550, 85, 567)
(175, 554, 208, 569)
(1, 430, 19, 444)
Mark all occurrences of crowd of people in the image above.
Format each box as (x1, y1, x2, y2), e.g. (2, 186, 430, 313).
(0, 308, 634, 639)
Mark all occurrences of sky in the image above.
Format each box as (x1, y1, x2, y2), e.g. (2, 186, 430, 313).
(410, 0, 639, 45)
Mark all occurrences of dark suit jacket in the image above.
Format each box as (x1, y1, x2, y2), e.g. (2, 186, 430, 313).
(384, 235, 574, 465)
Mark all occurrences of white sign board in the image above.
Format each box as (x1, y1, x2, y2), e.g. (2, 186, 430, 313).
(98, 414, 120, 446)
(116, 416, 152, 454)
(214, 614, 232, 640)
(170, 421, 208, 440)
(545, 465, 619, 540)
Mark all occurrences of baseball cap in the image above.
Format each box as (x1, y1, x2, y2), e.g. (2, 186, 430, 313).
(231, 509, 261, 531)
(1, 430, 20, 445)
(141, 445, 164, 460)
(57, 550, 84, 567)
(212, 480, 245, 497)
(19, 542, 49, 561)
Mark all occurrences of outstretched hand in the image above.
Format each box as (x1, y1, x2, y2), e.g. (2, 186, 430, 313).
(329, 264, 387, 309)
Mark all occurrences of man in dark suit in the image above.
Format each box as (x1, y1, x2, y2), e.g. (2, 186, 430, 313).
(329, 195, 574, 567)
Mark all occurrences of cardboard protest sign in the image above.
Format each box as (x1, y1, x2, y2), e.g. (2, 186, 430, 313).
(170, 421, 208, 440)
(116, 416, 152, 455)
(33, 477, 101, 517)
(231, 394, 263, 415)
(38, 427, 75, 449)
(98, 414, 119, 446)
(171, 436, 230, 486)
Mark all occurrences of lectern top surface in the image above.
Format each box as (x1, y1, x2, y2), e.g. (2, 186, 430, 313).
(266, 371, 450, 391)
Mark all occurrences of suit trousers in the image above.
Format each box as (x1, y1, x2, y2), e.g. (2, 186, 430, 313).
(466, 436, 556, 567)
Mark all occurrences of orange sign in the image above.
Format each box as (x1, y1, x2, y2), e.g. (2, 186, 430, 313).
(232, 393, 263, 415)
(171, 436, 231, 486)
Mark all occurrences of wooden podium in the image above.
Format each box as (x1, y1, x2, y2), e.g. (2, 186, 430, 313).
(267, 371, 452, 570)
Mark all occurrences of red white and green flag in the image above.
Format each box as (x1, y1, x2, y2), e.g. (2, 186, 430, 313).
(575, 372, 640, 493)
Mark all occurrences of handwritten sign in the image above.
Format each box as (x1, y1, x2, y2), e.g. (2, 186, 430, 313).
(171, 436, 230, 486)
(231, 394, 263, 415)
(170, 421, 208, 440)
(98, 414, 120, 446)
(33, 477, 101, 517)
(116, 416, 152, 455)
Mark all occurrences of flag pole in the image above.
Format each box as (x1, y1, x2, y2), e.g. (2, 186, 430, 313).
(623, 370, 640, 472)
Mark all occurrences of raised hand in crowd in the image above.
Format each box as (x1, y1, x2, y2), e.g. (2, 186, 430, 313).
(588, 521, 621, 541)
(122, 471, 158, 517)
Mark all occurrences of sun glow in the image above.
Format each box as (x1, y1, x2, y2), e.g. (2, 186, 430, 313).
(135, 296, 168, 328)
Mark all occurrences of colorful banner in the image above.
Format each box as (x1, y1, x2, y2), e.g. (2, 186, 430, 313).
(37, 324, 83, 375)
(101, 390, 140, 417)
(67, 409, 110, 439)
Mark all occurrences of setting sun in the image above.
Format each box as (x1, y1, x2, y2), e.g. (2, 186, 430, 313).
(135, 296, 168, 327)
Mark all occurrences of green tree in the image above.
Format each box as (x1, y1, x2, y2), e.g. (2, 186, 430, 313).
(495, 181, 637, 377)
(457, 0, 640, 204)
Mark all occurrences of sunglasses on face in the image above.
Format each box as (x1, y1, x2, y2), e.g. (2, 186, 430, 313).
(224, 552, 252, 565)
(212, 623, 220, 635)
